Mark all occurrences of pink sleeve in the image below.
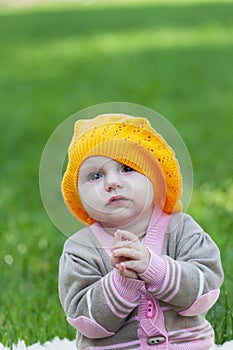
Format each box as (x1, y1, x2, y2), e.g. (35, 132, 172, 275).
(67, 316, 115, 338)
(139, 248, 167, 291)
(179, 289, 220, 317)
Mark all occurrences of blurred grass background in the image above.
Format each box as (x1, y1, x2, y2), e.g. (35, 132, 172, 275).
(0, 0, 233, 346)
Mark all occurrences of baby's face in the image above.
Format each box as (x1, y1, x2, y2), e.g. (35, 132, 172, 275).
(78, 156, 154, 231)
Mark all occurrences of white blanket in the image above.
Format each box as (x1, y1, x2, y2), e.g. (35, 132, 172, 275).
(0, 338, 233, 350)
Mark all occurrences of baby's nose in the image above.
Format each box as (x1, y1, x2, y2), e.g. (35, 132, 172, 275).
(105, 172, 123, 192)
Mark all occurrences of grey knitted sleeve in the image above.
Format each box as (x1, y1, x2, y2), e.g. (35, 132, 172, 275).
(143, 214, 224, 314)
(58, 231, 144, 338)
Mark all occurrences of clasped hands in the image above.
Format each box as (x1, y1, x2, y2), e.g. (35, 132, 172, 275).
(110, 230, 150, 279)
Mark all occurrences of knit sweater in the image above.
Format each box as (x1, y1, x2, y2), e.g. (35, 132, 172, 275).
(59, 208, 224, 350)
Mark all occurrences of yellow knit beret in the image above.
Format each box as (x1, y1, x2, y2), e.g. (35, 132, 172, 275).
(62, 114, 182, 225)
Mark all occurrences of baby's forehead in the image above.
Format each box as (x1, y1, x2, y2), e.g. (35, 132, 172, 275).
(80, 156, 119, 170)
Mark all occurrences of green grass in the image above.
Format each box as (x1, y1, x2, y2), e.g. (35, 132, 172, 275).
(0, 0, 233, 346)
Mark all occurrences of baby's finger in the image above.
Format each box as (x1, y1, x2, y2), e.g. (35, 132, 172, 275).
(112, 239, 133, 250)
(110, 253, 129, 267)
(117, 262, 138, 279)
(110, 254, 118, 267)
(113, 230, 123, 244)
(112, 239, 142, 254)
(112, 247, 139, 260)
(120, 257, 149, 274)
(115, 229, 139, 243)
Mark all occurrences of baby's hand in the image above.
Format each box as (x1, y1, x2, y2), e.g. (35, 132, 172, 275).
(110, 230, 138, 279)
(111, 229, 150, 278)
(116, 261, 139, 279)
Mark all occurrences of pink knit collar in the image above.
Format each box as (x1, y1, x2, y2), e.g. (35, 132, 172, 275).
(90, 206, 171, 256)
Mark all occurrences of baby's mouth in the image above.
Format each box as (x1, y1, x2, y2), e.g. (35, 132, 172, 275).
(107, 195, 129, 205)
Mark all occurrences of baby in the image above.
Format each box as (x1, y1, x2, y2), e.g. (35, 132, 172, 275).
(59, 113, 223, 349)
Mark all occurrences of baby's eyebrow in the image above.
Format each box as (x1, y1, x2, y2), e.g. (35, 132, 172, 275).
(80, 161, 107, 175)
(81, 166, 101, 174)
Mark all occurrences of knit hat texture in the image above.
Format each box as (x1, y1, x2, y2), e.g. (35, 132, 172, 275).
(62, 114, 182, 225)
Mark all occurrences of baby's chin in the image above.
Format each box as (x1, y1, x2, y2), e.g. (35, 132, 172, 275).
(100, 217, 148, 239)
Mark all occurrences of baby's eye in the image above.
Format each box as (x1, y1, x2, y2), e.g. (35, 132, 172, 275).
(122, 165, 134, 173)
(88, 172, 103, 181)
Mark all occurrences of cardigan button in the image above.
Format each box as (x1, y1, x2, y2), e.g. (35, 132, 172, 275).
(146, 300, 155, 318)
(147, 336, 166, 345)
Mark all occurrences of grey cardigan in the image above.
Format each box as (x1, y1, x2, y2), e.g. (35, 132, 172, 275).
(59, 211, 224, 349)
